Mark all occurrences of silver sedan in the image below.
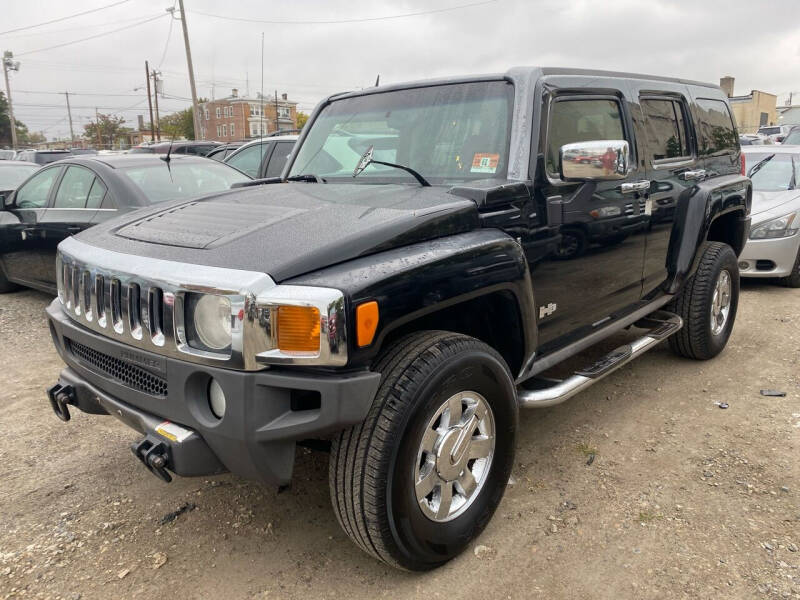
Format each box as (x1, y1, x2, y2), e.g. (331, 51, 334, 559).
(738, 146, 800, 286)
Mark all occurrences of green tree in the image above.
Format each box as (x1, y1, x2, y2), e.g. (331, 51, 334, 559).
(296, 111, 309, 130)
(84, 113, 127, 149)
(159, 107, 194, 140)
(0, 91, 31, 147)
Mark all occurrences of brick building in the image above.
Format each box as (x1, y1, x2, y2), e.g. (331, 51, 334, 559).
(199, 89, 298, 142)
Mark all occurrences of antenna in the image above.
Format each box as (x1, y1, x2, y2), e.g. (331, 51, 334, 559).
(375, 74, 380, 87)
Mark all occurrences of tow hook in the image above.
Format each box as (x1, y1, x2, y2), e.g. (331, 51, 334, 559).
(47, 383, 76, 422)
(131, 436, 173, 483)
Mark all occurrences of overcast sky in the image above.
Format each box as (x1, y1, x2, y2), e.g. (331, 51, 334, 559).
(3, 0, 800, 140)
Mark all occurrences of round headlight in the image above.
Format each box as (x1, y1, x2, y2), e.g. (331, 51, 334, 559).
(193, 294, 232, 350)
(208, 378, 226, 419)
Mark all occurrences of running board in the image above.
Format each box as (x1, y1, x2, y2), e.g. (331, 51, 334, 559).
(517, 311, 682, 408)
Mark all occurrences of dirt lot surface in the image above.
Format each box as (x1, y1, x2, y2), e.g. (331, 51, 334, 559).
(1, 282, 798, 600)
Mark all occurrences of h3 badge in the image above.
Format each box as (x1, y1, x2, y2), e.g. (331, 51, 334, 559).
(538, 303, 557, 319)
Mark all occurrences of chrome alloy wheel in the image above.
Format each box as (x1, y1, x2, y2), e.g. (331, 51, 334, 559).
(710, 269, 732, 336)
(414, 391, 495, 522)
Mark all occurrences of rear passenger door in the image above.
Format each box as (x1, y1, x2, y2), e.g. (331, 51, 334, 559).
(632, 88, 697, 295)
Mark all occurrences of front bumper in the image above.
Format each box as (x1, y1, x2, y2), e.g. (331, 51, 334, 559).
(46, 299, 381, 486)
(738, 233, 800, 278)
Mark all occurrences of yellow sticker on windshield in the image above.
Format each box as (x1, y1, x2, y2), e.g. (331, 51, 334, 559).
(471, 153, 499, 174)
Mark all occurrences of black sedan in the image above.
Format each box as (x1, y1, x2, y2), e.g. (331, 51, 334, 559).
(0, 154, 250, 294)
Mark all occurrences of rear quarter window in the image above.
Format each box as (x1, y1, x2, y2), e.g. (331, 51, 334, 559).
(695, 99, 738, 156)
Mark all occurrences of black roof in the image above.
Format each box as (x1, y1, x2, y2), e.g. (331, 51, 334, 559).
(62, 154, 215, 169)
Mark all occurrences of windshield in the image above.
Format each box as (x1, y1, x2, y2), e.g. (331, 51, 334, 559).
(783, 129, 800, 145)
(0, 164, 38, 190)
(129, 146, 155, 154)
(119, 161, 251, 203)
(758, 126, 781, 135)
(747, 153, 800, 191)
(289, 81, 513, 185)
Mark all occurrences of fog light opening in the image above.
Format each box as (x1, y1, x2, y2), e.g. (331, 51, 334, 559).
(208, 378, 226, 419)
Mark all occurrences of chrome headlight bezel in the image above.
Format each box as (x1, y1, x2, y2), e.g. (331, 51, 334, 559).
(750, 211, 800, 240)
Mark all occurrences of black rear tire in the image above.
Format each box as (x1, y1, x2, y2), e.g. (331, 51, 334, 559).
(668, 241, 739, 360)
(780, 246, 800, 288)
(329, 331, 517, 570)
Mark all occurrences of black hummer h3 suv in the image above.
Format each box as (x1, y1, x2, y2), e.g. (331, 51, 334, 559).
(45, 67, 751, 570)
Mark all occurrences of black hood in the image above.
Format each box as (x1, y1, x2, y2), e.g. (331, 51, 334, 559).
(76, 183, 480, 282)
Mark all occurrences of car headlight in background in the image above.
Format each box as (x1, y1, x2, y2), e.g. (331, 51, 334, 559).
(749, 211, 800, 239)
(186, 293, 232, 351)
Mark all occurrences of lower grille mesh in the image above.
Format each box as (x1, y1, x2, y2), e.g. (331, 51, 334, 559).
(66, 338, 167, 397)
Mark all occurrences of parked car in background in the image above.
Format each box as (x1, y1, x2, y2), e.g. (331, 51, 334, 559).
(782, 126, 800, 145)
(128, 141, 220, 156)
(223, 134, 297, 178)
(757, 124, 791, 143)
(69, 148, 98, 156)
(0, 160, 39, 200)
(0, 149, 17, 160)
(0, 154, 250, 294)
(43, 67, 750, 570)
(739, 133, 772, 146)
(15, 149, 73, 165)
(738, 146, 800, 286)
(206, 142, 245, 161)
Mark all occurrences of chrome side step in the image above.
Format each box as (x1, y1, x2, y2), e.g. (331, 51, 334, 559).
(517, 311, 682, 409)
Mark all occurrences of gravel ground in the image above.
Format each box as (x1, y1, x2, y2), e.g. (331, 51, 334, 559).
(0, 281, 798, 600)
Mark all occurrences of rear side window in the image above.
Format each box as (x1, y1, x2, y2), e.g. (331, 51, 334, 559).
(640, 98, 691, 161)
(54, 166, 96, 208)
(546, 98, 625, 174)
(696, 99, 738, 156)
(86, 178, 108, 209)
(265, 141, 294, 177)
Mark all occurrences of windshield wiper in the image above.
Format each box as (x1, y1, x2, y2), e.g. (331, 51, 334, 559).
(747, 153, 775, 178)
(286, 173, 326, 183)
(353, 145, 430, 187)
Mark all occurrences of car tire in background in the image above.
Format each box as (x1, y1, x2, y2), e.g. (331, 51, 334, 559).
(668, 241, 739, 360)
(329, 331, 517, 570)
(780, 247, 800, 288)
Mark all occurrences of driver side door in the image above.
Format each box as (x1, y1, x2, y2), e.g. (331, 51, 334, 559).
(0, 165, 63, 289)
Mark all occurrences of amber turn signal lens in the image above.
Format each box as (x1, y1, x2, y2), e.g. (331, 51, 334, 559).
(356, 301, 379, 347)
(277, 305, 320, 353)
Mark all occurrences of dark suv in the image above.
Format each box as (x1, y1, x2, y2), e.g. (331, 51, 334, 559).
(44, 67, 750, 570)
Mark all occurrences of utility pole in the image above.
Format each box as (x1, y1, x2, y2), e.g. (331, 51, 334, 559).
(172, 0, 201, 140)
(151, 69, 161, 141)
(64, 92, 75, 145)
(274, 89, 279, 132)
(94, 107, 102, 149)
(2, 51, 20, 150)
(145, 61, 155, 143)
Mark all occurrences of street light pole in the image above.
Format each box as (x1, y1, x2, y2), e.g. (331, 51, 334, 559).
(2, 51, 20, 150)
(172, 0, 202, 140)
(145, 61, 155, 143)
(65, 92, 75, 145)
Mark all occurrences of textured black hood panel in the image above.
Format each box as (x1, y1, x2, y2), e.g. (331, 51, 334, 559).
(75, 183, 480, 282)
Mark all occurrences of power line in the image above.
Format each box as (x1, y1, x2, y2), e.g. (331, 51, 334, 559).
(190, 0, 498, 25)
(0, 0, 132, 36)
(16, 90, 148, 97)
(156, 4, 176, 69)
(16, 14, 167, 56)
(1, 14, 160, 39)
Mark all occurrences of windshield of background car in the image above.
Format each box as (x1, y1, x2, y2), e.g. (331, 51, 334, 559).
(783, 129, 800, 145)
(747, 152, 800, 191)
(758, 127, 781, 136)
(119, 162, 251, 203)
(289, 81, 514, 184)
(0, 164, 38, 190)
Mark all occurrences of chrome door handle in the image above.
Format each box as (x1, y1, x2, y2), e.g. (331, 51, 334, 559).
(681, 169, 707, 181)
(620, 180, 651, 194)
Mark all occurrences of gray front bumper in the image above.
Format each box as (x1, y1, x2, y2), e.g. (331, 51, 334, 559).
(739, 233, 800, 278)
(46, 299, 381, 486)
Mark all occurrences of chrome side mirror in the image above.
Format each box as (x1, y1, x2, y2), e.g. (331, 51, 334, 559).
(560, 140, 630, 181)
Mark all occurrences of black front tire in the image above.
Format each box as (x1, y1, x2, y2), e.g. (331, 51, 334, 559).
(329, 331, 517, 571)
(780, 246, 800, 288)
(668, 241, 739, 360)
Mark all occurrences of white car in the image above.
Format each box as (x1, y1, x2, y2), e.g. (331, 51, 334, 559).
(739, 146, 800, 286)
(757, 124, 792, 144)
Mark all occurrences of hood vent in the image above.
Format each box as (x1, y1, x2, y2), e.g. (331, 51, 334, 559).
(116, 200, 306, 249)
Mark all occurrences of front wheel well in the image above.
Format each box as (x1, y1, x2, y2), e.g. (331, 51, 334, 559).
(706, 210, 747, 257)
(380, 291, 526, 376)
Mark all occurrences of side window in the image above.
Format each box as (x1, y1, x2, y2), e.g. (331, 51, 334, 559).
(640, 98, 691, 162)
(54, 166, 96, 208)
(226, 143, 269, 178)
(86, 178, 108, 209)
(15, 167, 61, 208)
(695, 98, 738, 156)
(265, 142, 294, 177)
(546, 98, 625, 174)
